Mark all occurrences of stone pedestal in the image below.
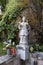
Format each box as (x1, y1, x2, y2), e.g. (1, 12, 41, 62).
(16, 44, 29, 60)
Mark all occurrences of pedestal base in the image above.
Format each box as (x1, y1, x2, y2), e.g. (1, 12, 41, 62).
(16, 44, 29, 60)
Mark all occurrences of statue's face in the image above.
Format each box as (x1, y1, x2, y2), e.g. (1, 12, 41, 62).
(22, 16, 26, 22)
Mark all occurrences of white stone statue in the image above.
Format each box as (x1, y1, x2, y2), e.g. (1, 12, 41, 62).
(16, 16, 31, 60)
(18, 16, 31, 45)
(0, 5, 2, 15)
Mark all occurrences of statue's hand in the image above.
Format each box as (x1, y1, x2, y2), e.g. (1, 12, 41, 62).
(18, 22, 20, 24)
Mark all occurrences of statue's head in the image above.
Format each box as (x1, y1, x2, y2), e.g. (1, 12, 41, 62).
(22, 16, 26, 22)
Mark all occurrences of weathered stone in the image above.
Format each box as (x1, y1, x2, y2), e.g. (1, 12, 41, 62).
(0, 55, 20, 65)
(38, 60, 43, 65)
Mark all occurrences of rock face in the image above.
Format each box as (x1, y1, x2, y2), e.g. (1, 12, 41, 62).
(16, 0, 43, 44)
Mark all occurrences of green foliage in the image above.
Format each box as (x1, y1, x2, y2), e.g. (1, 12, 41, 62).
(0, 0, 7, 9)
(32, 44, 43, 52)
(0, 0, 26, 26)
(0, 43, 6, 56)
(39, 46, 43, 52)
(0, 0, 27, 42)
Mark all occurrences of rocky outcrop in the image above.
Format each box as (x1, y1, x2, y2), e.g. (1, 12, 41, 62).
(16, 0, 43, 44)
